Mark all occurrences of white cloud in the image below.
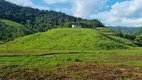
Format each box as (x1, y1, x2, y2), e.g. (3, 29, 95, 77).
(5, 0, 33, 6)
(42, 0, 72, 4)
(5, 0, 49, 10)
(42, 0, 108, 18)
(73, 0, 107, 18)
(92, 0, 142, 27)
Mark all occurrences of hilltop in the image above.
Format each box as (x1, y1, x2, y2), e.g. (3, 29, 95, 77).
(0, 28, 130, 51)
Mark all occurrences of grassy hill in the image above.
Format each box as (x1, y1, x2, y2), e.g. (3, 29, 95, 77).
(0, 28, 130, 51)
(1, 19, 23, 27)
(0, 19, 33, 42)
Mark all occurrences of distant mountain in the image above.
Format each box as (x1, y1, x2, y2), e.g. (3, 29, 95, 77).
(109, 26, 141, 34)
(0, 0, 105, 42)
(135, 28, 142, 35)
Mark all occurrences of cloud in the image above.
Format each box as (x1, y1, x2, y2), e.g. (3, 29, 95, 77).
(73, 0, 107, 18)
(43, 0, 107, 18)
(55, 8, 73, 15)
(5, 0, 49, 10)
(91, 0, 142, 27)
(5, 0, 33, 6)
(42, 0, 72, 4)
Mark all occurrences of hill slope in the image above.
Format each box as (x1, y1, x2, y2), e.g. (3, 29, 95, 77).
(0, 19, 33, 42)
(96, 27, 136, 46)
(0, 28, 129, 51)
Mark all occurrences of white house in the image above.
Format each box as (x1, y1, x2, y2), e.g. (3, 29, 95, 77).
(72, 25, 82, 28)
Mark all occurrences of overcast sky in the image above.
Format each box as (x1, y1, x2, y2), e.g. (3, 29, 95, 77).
(5, 0, 142, 27)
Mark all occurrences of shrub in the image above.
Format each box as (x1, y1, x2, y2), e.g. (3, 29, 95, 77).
(134, 35, 142, 46)
(123, 33, 136, 40)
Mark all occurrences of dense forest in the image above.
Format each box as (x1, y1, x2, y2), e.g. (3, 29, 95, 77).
(0, 0, 105, 42)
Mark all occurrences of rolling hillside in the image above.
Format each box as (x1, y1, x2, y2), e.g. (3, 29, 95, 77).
(0, 19, 33, 42)
(96, 27, 136, 46)
(0, 28, 130, 51)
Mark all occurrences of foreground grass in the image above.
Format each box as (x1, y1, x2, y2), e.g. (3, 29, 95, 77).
(0, 49, 142, 79)
(0, 50, 142, 68)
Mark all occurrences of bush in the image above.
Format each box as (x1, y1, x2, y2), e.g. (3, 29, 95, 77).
(134, 35, 142, 46)
(123, 33, 136, 40)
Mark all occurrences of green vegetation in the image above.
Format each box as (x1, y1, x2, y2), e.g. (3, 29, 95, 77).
(0, 28, 130, 51)
(0, 26, 141, 80)
(63, 20, 105, 29)
(135, 28, 142, 35)
(0, 0, 142, 80)
(134, 35, 142, 46)
(0, 0, 105, 42)
(110, 27, 142, 46)
(1, 19, 23, 27)
(0, 19, 33, 42)
(96, 27, 136, 46)
(0, 50, 142, 80)
(1, 50, 142, 67)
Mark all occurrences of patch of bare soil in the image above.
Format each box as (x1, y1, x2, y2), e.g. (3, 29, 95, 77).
(0, 64, 142, 80)
(50, 64, 142, 80)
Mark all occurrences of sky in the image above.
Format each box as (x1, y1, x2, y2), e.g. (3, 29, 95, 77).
(5, 0, 142, 27)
